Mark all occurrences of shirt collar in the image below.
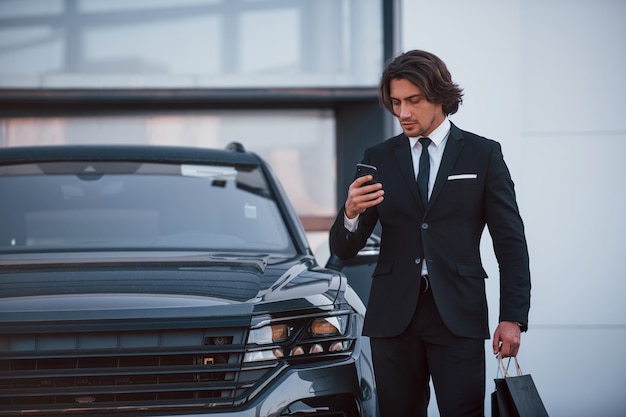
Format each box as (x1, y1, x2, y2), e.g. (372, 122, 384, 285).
(408, 117, 451, 149)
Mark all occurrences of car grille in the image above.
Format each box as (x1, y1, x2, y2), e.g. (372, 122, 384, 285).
(0, 321, 280, 415)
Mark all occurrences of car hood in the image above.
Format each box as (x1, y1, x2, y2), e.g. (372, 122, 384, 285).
(0, 253, 343, 323)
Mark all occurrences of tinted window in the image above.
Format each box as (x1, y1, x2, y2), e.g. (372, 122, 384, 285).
(0, 161, 295, 254)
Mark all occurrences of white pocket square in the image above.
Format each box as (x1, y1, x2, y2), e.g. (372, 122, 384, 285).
(447, 174, 477, 180)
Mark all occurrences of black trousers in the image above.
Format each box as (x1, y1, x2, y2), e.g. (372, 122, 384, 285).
(370, 286, 486, 417)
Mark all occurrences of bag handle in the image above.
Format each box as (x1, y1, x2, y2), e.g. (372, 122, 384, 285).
(496, 353, 523, 378)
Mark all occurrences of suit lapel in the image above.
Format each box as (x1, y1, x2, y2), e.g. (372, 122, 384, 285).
(392, 135, 423, 208)
(426, 124, 465, 213)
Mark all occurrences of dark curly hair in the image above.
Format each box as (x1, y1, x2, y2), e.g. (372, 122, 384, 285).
(379, 50, 464, 116)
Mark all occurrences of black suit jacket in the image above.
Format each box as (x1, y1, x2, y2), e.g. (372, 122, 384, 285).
(330, 123, 530, 339)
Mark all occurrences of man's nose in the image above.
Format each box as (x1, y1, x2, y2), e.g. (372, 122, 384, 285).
(398, 103, 411, 118)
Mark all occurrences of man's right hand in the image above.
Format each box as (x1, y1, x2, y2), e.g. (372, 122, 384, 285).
(344, 175, 384, 219)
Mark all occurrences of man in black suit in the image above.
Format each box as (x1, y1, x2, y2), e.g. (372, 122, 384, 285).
(329, 50, 531, 417)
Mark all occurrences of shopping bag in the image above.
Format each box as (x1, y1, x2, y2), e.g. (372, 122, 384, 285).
(491, 355, 549, 417)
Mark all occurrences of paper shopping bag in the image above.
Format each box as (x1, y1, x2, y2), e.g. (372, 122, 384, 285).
(491, 355, 549, 417)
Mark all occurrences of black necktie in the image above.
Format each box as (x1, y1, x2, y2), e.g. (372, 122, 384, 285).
(417, 137, 431, 204)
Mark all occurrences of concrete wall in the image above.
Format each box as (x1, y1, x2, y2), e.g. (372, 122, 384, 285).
(400, 1, 626, 415)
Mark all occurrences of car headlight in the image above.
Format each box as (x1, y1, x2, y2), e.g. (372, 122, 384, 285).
(246, 323, 290, 344)
(244, 313, 355, 363)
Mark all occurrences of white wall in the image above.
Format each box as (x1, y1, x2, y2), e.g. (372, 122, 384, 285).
(400, 1, 626, 416)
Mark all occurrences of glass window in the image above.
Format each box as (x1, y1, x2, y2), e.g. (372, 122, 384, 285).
(0, 110, 336, 219)
(0, 0, 383, 88)
(0, 161, 295, 254)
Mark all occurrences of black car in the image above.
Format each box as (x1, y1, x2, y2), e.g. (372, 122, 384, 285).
(0, 144, 377, 417)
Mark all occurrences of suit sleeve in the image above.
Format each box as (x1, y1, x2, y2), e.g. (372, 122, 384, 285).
(329, 151, 380, 260)
(329, 204, 378, 260)
(484, 142, 531, 330)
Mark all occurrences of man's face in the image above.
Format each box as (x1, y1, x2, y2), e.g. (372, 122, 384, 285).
(390, 78, 445, 138)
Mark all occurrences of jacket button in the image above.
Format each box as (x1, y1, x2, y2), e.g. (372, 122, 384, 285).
(421, 223, 429, 230)
(414, 257, 421, 264)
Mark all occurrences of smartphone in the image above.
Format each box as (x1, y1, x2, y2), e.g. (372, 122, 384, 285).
(356, 163, 378, 186)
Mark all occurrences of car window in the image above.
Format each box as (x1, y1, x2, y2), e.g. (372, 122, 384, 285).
(0, 161, 295, 254)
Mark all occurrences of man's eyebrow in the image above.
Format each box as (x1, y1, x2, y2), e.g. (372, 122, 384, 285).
(390, 94, 424, 101)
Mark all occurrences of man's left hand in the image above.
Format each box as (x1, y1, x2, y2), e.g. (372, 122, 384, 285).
(492, 321, 521, 357)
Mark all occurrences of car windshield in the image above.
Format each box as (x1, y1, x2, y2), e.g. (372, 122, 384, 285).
(0, 161, 296, 254)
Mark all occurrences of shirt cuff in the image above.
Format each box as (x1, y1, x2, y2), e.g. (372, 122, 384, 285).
(343, 212, 359, 232)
